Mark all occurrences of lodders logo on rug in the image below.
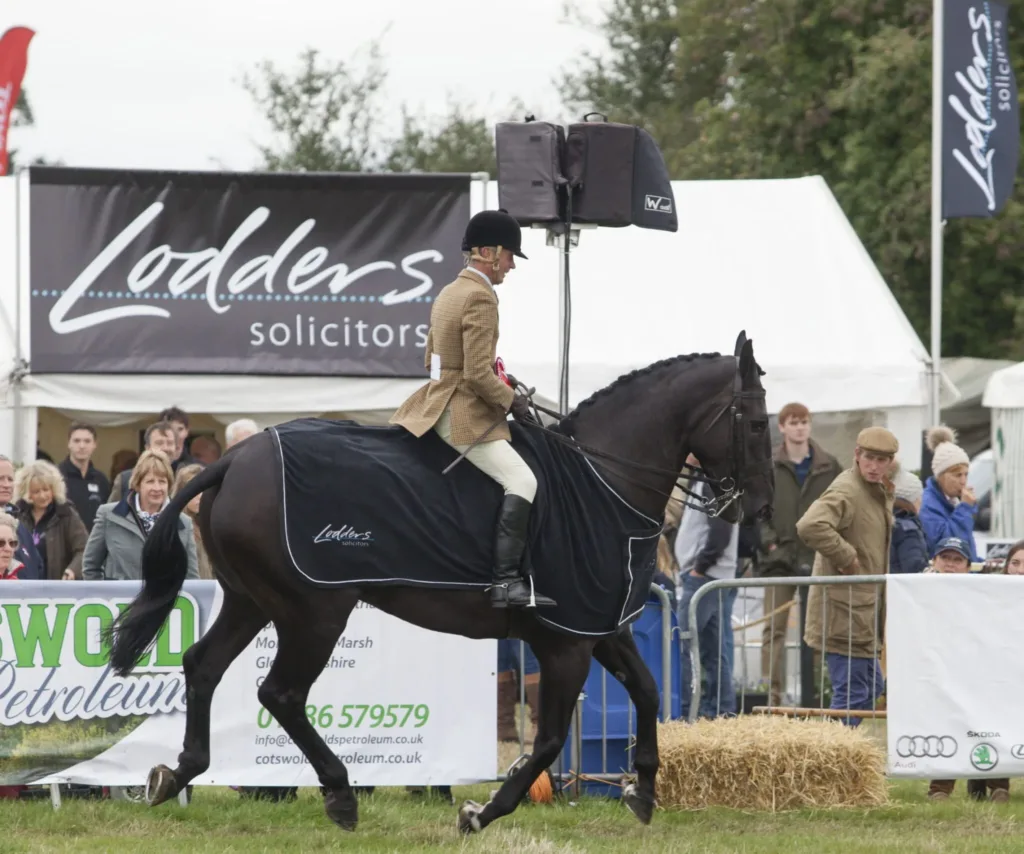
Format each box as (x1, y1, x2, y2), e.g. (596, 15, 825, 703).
(314, 524, 374, 547)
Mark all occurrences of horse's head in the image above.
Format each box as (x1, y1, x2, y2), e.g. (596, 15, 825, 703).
(688, 331, 775, 525)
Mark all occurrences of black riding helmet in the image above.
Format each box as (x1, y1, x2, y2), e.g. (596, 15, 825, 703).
(462, 209, 528, 260)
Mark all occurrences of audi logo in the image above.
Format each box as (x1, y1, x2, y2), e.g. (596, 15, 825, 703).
(896, 736, 957, 758)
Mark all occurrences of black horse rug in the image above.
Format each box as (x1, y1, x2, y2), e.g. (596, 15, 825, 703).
(268, 418, 664, 637)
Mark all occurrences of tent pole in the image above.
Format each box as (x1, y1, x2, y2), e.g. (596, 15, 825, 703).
(929, 0, 944, 429)
(13, 168, 24, 464)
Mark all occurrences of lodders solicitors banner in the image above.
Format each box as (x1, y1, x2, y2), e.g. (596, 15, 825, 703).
(886, 574, 1024, 779)
(0, 581, 496, 787)
(27, 167, 471, 376)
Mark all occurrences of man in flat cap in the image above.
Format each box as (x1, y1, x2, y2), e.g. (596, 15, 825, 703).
(391, 209, 554, 609)
(796, 426, 898, 725)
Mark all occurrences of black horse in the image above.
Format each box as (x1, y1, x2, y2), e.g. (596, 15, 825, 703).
(107, 332, 774, 835)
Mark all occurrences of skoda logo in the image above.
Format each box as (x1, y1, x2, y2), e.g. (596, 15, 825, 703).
(971, 743, 999, 771)
(896, 735, 957, 759)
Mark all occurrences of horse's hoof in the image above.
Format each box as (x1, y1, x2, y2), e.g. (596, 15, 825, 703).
(144, 765, 177, 807)
(324, 788, 358, 831)
(622, 782, 655, 825)
(457, 800, 485, 834)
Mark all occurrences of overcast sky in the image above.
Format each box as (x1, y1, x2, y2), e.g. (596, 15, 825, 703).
(5, 0, 609, 171)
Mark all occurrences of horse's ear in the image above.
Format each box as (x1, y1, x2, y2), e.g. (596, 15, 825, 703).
(739, 338, 755, 378)
(734, 330, 748, 358)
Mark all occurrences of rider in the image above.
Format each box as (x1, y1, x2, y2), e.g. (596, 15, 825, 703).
(390, 209, 556, 610)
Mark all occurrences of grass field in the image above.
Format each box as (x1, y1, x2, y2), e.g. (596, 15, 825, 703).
(1, 779, 1022, 854)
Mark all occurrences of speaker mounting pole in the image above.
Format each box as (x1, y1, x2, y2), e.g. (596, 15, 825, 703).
(536, 222, 596, 415)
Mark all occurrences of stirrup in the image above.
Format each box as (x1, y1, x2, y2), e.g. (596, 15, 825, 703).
(490, 576, 556, 609)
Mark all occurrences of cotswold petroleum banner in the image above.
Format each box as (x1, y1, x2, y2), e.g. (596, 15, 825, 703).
(0, 582, 495, 787)
(27, 167, 470, 375)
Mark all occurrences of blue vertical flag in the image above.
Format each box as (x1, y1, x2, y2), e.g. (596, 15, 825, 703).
(941, 0, 1020, 218)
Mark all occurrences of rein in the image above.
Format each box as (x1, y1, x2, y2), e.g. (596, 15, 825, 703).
(513, 380, 758, 519)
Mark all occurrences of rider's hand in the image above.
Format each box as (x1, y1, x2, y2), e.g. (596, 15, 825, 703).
(505, 372, 520, 390)
(509, 395, 538, 426)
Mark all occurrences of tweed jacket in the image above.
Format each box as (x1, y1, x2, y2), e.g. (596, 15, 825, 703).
(391, 269, 515, 445)
(797, 467, 894, 658)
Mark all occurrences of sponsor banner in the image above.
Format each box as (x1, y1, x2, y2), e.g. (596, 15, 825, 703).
(887, 574, 1024, 778)
(28, 167, 471, 375)
(941, 0, 1019, 218)
(0, 582, 495, 787)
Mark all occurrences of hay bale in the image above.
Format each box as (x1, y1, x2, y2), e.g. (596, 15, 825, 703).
(656, 715, 888, 811)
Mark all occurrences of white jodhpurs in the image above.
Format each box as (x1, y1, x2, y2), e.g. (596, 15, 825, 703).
(434, 409, 538, 502)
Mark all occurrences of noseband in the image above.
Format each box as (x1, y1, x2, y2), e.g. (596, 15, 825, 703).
(699, 368, 772, 517)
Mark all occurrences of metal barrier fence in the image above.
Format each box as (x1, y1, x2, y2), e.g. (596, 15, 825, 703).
(684, 575, 889, 725)
(500, 582, 675, 790)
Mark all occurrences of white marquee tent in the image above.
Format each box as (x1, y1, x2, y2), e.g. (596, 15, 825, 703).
(982, 362, 1024, 538)
(0, 172, 955, 472)
(497, 176, 958, 468)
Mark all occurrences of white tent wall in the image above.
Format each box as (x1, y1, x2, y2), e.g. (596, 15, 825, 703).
(983, 362, 1024, 540)
(0, 175, 32, 463)
(990, 407, 1024, 539)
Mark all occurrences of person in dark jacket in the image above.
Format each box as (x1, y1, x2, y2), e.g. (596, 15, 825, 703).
(756, 403, 842, 706)
(889, 463, 929, 574)
(676, 464, 739, 719)
(58, 422, 111, 531)
(919, 426, 980, 561)
(0, 456, 44, 579)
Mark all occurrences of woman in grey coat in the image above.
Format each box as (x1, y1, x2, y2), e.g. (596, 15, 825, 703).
(83, 449, 198, 581)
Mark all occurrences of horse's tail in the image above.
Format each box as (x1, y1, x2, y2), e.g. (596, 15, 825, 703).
(107, 455, 231, 676)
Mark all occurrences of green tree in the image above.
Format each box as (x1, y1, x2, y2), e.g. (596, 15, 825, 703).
(243, 43, 501, 175)
(241, 45, 386, 172)
(561, 0, 1024, 359)
(7, 89, 35, 172)
(383, 103, 496, 174)
(7, 88, 63, 171)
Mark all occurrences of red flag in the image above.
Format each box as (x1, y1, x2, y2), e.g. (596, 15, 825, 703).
(0, 26, 36, 177)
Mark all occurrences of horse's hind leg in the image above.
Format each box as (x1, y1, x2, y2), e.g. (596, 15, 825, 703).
(257, 593, 359, 831)
(593, 629, 661, 824)
(458, 636, 594, 834)
(147, 589, 267, 806)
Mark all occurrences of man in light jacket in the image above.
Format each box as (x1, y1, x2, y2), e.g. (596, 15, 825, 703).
(797, 427, 896, 726)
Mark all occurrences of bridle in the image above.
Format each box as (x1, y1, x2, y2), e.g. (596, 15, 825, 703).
(513, 362, 771, 520)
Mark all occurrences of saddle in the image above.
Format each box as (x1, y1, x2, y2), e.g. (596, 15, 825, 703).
(269, 418, 663, 637)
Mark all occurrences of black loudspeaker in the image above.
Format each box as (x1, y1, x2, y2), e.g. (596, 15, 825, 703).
(495, 118, 567, 225)
(564, 114, 678, 232)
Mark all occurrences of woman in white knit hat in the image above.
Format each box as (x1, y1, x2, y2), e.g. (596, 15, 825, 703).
(919, 426, 980, 562)
(889, 463, 929, 574)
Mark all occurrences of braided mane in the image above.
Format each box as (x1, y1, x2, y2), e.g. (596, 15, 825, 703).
(554, 352, 724, 435)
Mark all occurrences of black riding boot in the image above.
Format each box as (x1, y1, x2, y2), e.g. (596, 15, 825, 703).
(490, 495, 557, 609)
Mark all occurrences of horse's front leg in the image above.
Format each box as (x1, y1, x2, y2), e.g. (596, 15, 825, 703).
(593, 629, 661, 824)
(457, 638, 593, 834)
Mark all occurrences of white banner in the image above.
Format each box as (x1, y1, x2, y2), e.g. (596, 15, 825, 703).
(0, 581, 496, 787)
(886, 574, 1024, 779)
